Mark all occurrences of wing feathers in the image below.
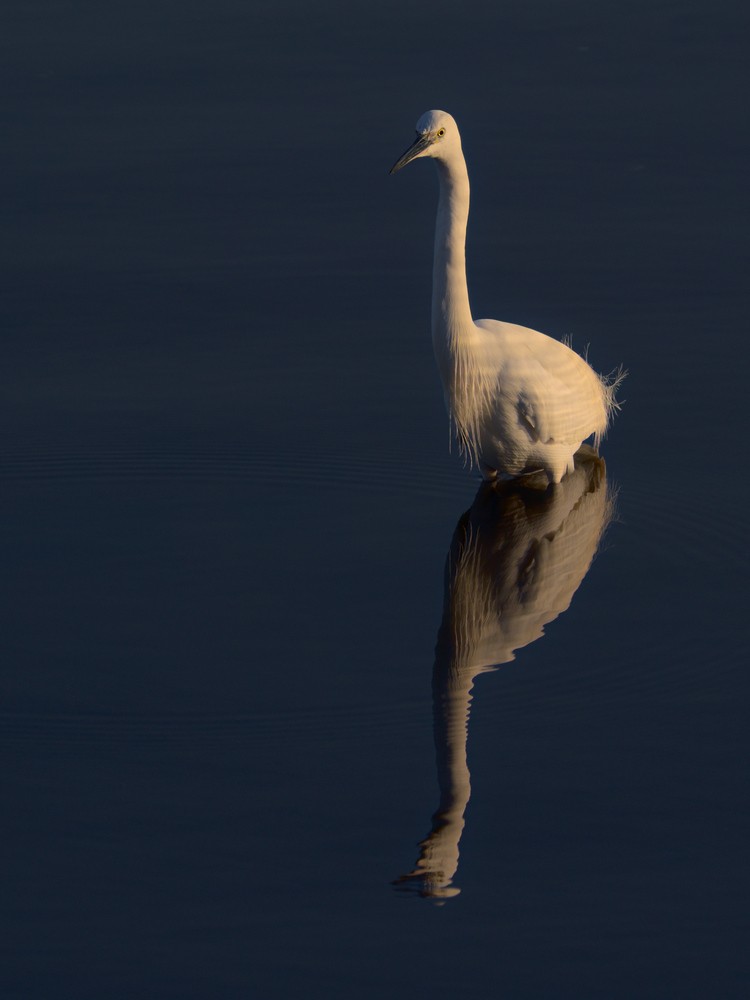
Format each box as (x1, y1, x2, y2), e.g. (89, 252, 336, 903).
(474, 319, 609, 445)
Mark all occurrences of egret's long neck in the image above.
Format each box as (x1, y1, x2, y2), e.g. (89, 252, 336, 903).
(432, 153, 473, 347)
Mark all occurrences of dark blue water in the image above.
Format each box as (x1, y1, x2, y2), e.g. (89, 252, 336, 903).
(2, 1, 748, 997)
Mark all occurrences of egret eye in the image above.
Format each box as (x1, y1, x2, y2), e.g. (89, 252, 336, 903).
(437, 128, 446, 137)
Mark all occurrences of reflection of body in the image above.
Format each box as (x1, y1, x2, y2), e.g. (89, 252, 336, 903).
(395, 447, 612, 900)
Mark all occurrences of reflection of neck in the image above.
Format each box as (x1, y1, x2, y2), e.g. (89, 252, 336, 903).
(394, 642, 476, 901)
(433, 646, 474, 834)
(420, 630, 478, 896)
(394, 516, 486, 900)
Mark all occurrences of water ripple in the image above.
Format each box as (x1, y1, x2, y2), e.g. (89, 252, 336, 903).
(0, 444, 471, 500)
(0, 699, 431, 754)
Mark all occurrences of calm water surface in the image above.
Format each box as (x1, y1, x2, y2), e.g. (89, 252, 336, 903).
(2, 1, 747, 997)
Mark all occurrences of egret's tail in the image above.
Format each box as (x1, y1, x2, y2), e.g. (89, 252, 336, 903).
(594, 365, 627, 446)
(603, 364, 627, 416)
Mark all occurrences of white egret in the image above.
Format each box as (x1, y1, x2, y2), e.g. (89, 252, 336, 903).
(391, 110, 623, 485)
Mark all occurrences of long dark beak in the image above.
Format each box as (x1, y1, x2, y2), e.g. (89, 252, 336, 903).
(390, 133, 432, 174)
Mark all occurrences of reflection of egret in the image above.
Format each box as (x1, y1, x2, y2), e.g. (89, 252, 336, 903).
(394, 447, 612, 901)
(391, 110, 623, 485)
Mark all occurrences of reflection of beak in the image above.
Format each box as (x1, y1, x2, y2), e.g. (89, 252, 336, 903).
(390, 133, 433, 174)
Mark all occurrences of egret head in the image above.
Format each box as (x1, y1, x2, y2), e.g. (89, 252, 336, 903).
(390, 110, 461, 174)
